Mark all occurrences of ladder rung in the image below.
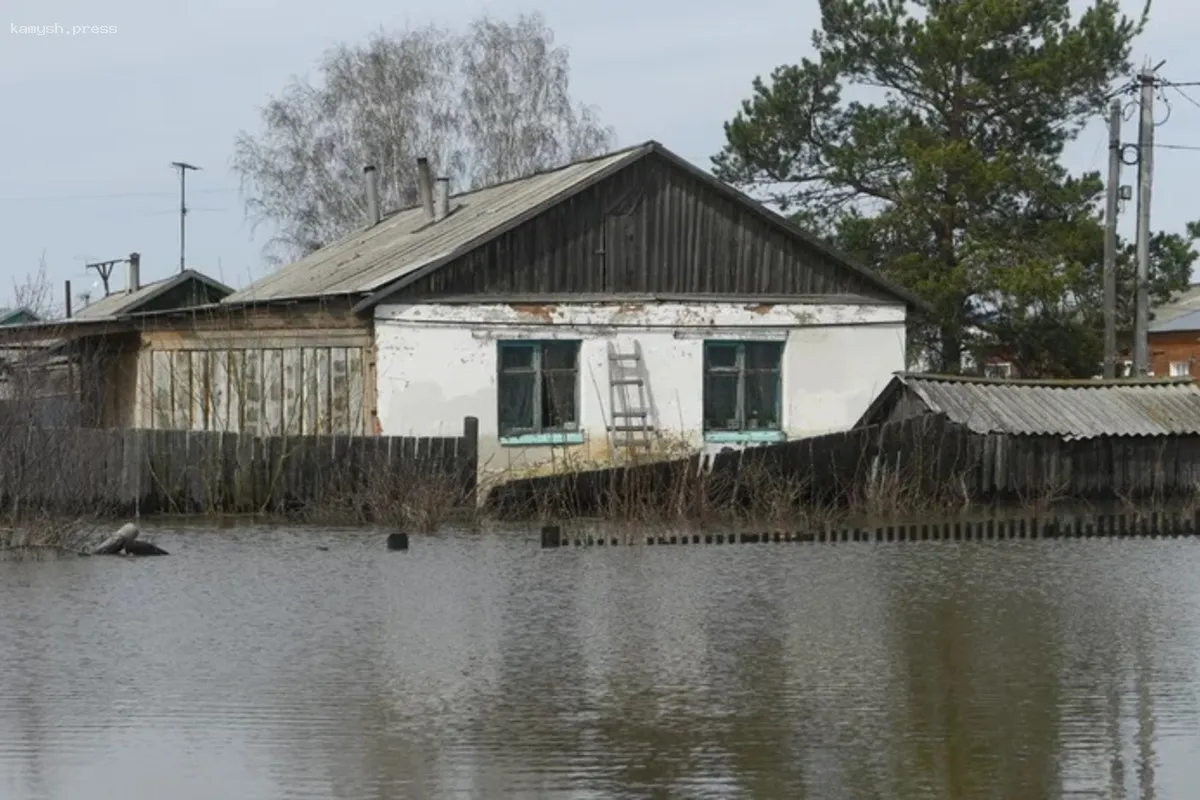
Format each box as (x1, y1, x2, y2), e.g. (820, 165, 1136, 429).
(611, 378, 643, 386)
(609, 425, 655, 432)
(609, 352, 641, 361)
(612, 410, 647, 417)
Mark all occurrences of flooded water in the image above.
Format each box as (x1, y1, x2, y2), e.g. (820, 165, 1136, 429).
(1, 527, 1199, 799)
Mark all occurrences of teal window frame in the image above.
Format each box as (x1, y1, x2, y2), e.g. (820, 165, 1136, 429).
(497, 340, 584, 446)
(702, 340, 786, 444)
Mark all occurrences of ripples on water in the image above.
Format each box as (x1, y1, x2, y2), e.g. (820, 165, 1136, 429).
(1, 526, 1199, 799)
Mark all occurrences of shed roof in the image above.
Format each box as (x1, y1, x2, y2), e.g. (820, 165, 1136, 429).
(857, 372, 1200, 440)
(72, 269, 231, 321)
(223, 140, 928, 312)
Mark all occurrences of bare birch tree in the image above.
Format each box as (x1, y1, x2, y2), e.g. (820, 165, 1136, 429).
(233, 13, 615, 263)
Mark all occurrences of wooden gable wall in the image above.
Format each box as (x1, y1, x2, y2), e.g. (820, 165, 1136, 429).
(393, 151, 900, 302)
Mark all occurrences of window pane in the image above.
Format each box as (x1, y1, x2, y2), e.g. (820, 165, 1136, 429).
(498, 371, 536, 433)
(705, 343, 738, 370)
(542, 373, 577, 430)
(744, 372, 780, 429)
(542, 341, 579, 370)
(745, 341, 783, 370)
(499, 344, 534, 370)
(703, 373, 740, 430)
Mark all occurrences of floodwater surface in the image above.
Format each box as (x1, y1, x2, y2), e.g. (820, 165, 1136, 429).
(1, 526, 1199, 799)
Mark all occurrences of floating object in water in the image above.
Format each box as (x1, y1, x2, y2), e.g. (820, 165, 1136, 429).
(91, 523, 168, 556)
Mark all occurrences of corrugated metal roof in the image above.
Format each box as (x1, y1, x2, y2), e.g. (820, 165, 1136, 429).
(223, 145, 648, 305)
(880, 373, 1200, 439)
(72, 269, 230, 320)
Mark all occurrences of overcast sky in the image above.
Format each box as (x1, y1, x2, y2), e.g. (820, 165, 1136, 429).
(3, 0, 1198, 310)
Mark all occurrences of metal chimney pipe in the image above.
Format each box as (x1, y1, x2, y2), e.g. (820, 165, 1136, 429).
(127, 252, 141, 293)
(417, 157, 435, 220)
(64, 280, 72, 319)
(364, 165, 380, 226)
(435, 177, 450, 221)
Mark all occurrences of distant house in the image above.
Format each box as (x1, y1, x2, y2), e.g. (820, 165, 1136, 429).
(0, 308, 40, 326)
(1149, 283, 1200, 378)
(0, 255, 231, 427)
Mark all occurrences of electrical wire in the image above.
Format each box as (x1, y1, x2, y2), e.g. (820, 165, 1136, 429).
(0, 187, 238, 203)
(1162, 77, 1200, 113)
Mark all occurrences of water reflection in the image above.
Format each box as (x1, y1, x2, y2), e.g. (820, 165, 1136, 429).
(1, 529, 1199, 798)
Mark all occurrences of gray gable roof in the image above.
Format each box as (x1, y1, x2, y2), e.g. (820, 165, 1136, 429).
(72, 269, 231, 321)
(857, 372, 1200, 439)
(222, 141, 929, 313)
(1150, 307, 1200, 333)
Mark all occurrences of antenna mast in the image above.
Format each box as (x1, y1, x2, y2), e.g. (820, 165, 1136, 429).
(170, 161, 201, 273)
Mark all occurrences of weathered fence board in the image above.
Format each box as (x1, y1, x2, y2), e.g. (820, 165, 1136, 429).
(0, 417, 479, 516)
(487, 414, 1200, 518)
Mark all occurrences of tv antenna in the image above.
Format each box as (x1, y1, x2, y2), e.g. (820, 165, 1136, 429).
(170, 161, 201, 273)
(84, 257, 127, 297)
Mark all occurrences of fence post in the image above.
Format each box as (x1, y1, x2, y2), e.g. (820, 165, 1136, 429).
(462, 416, 480, 507)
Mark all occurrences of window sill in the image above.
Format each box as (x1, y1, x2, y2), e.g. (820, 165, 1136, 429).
(704, 430, 786, 444)
(499, 432, 585, 447)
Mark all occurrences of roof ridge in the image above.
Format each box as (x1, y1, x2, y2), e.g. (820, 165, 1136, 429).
(374, 141, 656, 218)
(897, 371, 1194, 388)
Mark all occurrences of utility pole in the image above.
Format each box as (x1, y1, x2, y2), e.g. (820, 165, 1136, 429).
(1133, 69, 1157, 376)
(170, 161, 200, 273)
(1103, 99, 1122, 379)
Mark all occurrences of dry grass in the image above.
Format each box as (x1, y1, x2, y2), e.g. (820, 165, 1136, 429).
(484, 445, 983, 531)
(293, 459, 473, 532)
(0, 515, 94, 561)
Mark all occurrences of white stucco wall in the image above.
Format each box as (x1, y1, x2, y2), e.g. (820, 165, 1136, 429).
(374, 301, 906, 475)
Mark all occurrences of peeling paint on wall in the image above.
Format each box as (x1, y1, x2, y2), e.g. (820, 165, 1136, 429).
(138, 346, 369, 435)
(374, 301, 908, 478)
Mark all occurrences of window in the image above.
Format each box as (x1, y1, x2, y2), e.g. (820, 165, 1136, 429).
(703, 341, 784, 441)
(497, 340, 581, 444)
(984, 362, 1013, 379)
(1170, 360, 1192, 377)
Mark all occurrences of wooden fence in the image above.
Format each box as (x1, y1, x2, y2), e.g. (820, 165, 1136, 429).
(0, 417, 479, 516)
(486, 414, 1200, 518)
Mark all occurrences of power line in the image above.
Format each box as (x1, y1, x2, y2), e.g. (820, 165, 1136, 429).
(0, 187, 237, 203)
(1161, 78, 1200, 112)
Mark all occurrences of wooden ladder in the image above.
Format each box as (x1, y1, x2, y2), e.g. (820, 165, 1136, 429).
(607, 340, 654, 451)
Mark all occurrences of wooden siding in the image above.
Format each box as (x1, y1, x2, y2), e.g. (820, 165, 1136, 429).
(395, 152, 896, 301)
(138, 345, 371, 435)
(135, 303, 377, 435)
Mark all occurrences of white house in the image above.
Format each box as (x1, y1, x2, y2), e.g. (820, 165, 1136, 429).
(373, 299, 907, 471)
(169, 140, 925, 475)
(356, 142, 924, 474)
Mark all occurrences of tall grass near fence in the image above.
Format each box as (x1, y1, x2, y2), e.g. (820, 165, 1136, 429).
(484, 413, 1200, 524)
(0, 418, 480, 530)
